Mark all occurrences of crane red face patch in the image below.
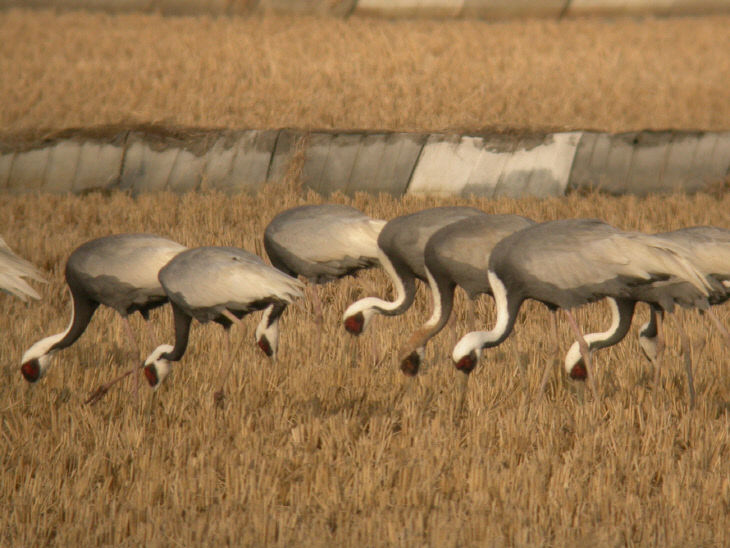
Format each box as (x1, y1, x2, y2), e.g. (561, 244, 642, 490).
(143, 365, 159, 387)
(257, 335, 273, 357)
(344, 312, 365, 335)
(400, 351, 420, 376)
(20, 359, 41, 383)
(569, 360, 587, 380)
(455, 351, 477, 374)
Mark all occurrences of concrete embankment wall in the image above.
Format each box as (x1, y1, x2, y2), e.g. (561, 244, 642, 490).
(2, 0, 730, 17)
(2, 127, 728, 198)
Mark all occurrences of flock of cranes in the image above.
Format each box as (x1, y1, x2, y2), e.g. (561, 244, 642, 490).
(3, 203, 730, 407)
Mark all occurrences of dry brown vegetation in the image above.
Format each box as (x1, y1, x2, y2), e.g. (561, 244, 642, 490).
(1, 10, 730, 134)
(2, 187, 730, 545)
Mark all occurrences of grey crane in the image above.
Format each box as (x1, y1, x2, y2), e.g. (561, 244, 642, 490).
(0, 236, 44, 301)
(451, 219, 716, 401)
(141, 246, 304, 399)
(343, 206, 485, 336)
(20, 234, 186, 387)
(398, 214, 535, 376)
(264, 204, 386, 285)
(563, 226, 730, 404)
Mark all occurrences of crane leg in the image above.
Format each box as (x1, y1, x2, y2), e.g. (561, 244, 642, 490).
(679, 327, 696, 409)
(536, 309, 560, 403)
(564, 309, 599, 402)
(306, 283, 324, 362)
(651, 310, 666, 392)
(215, 310, 245, 404)
(705, 308, 730, 347)
(85, 316, 143, 405)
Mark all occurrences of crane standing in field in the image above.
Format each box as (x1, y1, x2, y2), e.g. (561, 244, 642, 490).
(0, 236, 44, 302)
(343, 206, 485, 338)
(141, 246, 304, 401)
(20, 234, 186, 392)
(398, 214, 535, 376)
(451, 219, 716, 402)
(563, 226, 730, 405)
(264, 204, 386, 359)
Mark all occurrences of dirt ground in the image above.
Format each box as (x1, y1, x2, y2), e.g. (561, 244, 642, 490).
(1, 10, 730, 134)
(2, 188, 730, 546)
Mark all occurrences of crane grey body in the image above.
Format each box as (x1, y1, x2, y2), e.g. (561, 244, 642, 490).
(343, 206, 484, 335)
(20, 234, 186, 383)
(0, 236, 44, 301)
(142, 246, 304, 390)
(452, 219, 715, 399)
(264, 204, 385, 283)
(564, 226, 730, 391)
(398, 214, 535, 375)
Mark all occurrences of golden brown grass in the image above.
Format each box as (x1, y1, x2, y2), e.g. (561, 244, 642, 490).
(2, 187, 730, 546)
(1, 10, 730, 134)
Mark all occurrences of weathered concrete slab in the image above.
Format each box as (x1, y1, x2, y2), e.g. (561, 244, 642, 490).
(300, 133, 361, 195)
(346, 133, 426, 195)
(202, 136, 238, 191)
(119, 137, 179, 194)
(566, 0, 730, 16)
(72, 143, 125, 193)
(569, 131, 730, 195)
(165, 148, 205, 193)
(256, 0, 357, 16)
(43, 141, 81, 194)
(7, 148, 50, 193)
(408, 132, 580, 198)
(0, 151, 14, 191)
(462, 0, 566, 17)
(267, 130, 306, 183)
(569, 132, 636, 194)
(355, 0, 463, 17)
(225, 130, 279, 192)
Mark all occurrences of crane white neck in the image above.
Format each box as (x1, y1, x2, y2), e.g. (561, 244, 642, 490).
(21, 288, 76, 368)
(564, 297, 620, 373)
(342, 247, 413, 326)
(452, 271, 513, 362)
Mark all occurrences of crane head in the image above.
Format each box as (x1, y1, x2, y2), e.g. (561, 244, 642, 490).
(452, 332, 485, 374)
(20, 338, 59, 382)
(143, 344, 174, 389)
(564, 341, 588, 380)
(399, 347, 425, 376)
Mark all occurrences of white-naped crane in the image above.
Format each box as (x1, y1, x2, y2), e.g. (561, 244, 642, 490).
(451, 219, 717, 402)
(20, 234, 186, 394)
(0, 236, 45, 301)
(398, 214, 535, 376)
(343, 206, 485, 337)
(563, 225, 730, 405)
(141, 246, 304, 401)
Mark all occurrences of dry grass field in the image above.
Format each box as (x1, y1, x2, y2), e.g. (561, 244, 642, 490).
(1, 10, 730, 134)
(2, 187, 730, 546)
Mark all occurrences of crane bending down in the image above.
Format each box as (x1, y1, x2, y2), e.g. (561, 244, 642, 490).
(451, 219, 716, 401)
(21, 234, 186, 385)
(398, 214, 535, 376)
(343, 206, 485, 336)
(563, 226, 730, 403)
(264, 204, 385, 335)
(142, 246, 304, 398)
(0, 236, 45, 301)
